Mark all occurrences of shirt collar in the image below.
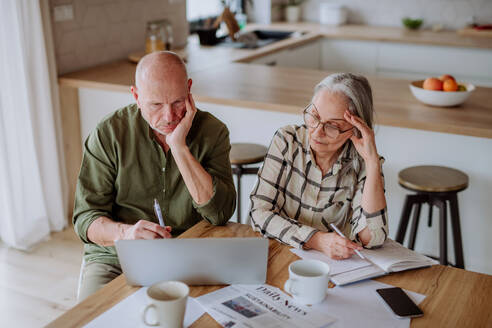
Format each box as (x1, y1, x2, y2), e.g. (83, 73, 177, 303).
(332, 142, 353, 175)
(305, 127, 354, 176)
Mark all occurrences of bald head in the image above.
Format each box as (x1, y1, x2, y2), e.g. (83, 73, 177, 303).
(131, 51, 192, 136)
(135, 51, 188, 89)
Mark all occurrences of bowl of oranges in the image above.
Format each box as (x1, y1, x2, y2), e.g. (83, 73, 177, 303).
(409, 75, 475, 107)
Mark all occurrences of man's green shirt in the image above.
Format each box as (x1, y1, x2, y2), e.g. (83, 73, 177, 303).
(73, 104, 236, 266)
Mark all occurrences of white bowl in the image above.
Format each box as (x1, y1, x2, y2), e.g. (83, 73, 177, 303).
(409, 80, 475, 107)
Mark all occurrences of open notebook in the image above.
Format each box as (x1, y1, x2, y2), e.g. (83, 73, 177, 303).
(291, 239, 438, 285)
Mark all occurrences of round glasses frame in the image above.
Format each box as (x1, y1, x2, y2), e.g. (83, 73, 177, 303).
(302, 103, 353, 138)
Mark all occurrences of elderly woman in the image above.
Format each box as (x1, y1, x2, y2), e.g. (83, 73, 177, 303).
(249, 73, 388, 260)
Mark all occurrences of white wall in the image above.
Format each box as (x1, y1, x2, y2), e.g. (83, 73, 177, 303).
(78, 88, 492, 275)
(301, 0, 492, 30)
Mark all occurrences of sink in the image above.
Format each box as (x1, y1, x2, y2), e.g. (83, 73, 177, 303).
(215, 29, 304, 49)
(252, 30, 294, 41)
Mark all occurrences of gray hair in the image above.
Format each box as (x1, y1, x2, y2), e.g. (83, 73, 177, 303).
(313, 73, 374, 129)
(312, 73, 375, 174)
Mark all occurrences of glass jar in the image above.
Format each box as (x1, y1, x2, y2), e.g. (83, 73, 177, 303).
(145, 19, 173, 54)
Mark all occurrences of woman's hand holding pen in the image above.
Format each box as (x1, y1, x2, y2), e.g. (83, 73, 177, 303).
(305, 231, 362, 260)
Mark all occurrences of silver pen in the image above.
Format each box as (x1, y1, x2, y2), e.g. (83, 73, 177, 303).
(330, 223, 366, 260)
(153, 198, 165, 227)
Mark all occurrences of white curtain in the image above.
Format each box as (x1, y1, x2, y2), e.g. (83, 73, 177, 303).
(0, 0, 67, 249)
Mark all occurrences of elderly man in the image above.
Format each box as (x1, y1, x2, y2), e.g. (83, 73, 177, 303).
(73, 51, 236, 300)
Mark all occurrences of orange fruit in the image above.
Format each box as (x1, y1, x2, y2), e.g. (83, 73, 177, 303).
(443, 79, 458, 92)
(439, 74, 456, 82)
(423, 77, 443, 91)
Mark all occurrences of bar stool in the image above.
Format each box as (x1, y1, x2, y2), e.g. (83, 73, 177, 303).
(230, 143, 268, 224)
(396, 165, 468, 269)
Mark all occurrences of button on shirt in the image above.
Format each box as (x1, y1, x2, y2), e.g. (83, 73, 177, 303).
(249, 125, 388, 249)
(73, 104, 236, 266)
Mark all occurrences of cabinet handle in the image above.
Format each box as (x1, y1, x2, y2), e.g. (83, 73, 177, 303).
(266, 60, 277, 66)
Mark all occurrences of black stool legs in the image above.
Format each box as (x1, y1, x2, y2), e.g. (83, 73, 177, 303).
(449, 193, 465, 269)
(436, 198, 448, 266)
(396, 194, 427, 244)
(396, 192, 465, 269)
(408, 203, 421, 250)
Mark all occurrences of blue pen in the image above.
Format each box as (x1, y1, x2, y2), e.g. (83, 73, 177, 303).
(153, 198, 165, 227)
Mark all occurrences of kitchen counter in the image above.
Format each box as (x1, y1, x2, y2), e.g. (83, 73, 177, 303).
(59, 29, 492, 139)
(192, 63, 492, 139)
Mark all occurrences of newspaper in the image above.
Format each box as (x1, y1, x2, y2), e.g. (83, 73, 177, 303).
(196, 284, 336, 328)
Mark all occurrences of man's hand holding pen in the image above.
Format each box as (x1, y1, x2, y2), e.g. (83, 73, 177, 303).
(120, 220, 172, 240)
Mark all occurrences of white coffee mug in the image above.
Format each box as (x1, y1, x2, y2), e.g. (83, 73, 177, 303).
(141, 280, 189, 328)
(284, 259, 330, 305)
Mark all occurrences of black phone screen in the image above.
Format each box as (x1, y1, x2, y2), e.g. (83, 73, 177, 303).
(376, 287, 423, 318)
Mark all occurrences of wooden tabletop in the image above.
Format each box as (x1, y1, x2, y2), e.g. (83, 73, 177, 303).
(46, 221, 492, 328)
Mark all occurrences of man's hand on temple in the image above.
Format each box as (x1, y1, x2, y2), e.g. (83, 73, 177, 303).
(166, 93, 197, 150)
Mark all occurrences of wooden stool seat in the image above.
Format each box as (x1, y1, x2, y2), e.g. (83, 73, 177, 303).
(230, 143, 268, 165)
(396, 165, 468, 269)
(399, 165, 468, 193)
(230, 143, 268, 224)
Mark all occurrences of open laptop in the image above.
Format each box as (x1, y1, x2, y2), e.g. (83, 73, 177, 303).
(115, 237, 269, 286)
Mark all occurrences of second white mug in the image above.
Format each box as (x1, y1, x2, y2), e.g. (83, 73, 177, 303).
(141, 280, 189, 328)
(284, 259, 330, 305)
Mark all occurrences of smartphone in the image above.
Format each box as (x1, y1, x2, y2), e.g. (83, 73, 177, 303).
(376, 287, 423, 318)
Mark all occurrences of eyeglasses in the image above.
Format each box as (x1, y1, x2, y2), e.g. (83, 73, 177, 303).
(303, 103, 353, 139)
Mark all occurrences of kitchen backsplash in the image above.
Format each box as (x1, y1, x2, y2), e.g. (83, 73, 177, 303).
(301, 0, 492, 30)
(50, 0, 188, 75)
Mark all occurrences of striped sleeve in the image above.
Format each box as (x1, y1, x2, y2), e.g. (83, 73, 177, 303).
(349, 157, 388, 248)
(249, 129, 318, 249)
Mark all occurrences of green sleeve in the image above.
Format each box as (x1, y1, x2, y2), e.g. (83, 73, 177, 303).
(72, 126, 117, 244)
(193, 125, 236, 225)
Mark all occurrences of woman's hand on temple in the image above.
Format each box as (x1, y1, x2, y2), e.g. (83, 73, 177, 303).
(344, 110, 379, 165)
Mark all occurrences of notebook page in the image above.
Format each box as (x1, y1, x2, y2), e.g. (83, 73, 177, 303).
(330, 264, 386, 286)
(361, 239, 437, 272)
(291, 248, 372, 275)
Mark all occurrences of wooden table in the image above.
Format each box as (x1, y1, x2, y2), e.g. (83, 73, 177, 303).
(47, 221, 492, 328)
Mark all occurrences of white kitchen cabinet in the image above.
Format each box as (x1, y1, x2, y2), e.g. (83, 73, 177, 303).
(250, 41, 321, 70)
(320, 39, 492, 86)
(251, 38, 492, 86)
(321, 39, 378, 75)
(249, 51, 287, 67)
(280, 40, 321, 69)
(377, 43, 492, 86)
